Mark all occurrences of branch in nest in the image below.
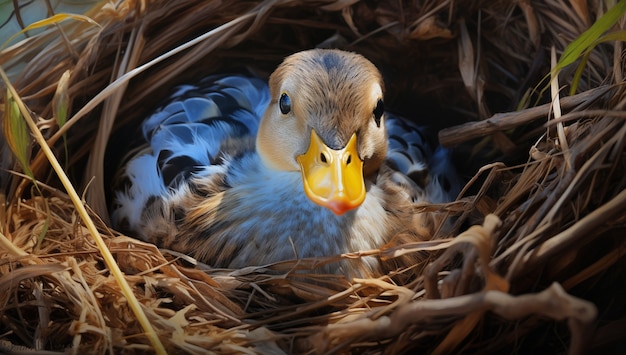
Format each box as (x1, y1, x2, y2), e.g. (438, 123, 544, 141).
(303, 282, 596, 354)
(438, 85, 611, 147)
(424, 214, 506, 299)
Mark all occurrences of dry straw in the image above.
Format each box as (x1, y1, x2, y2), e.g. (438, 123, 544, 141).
(1, 0, 625, 353)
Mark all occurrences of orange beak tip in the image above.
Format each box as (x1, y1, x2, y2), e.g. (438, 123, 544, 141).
(327, 199, 358, 216)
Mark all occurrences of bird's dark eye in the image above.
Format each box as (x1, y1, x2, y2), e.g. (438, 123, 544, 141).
(279, 93, 291, 115)
(373, 98, 384, 127)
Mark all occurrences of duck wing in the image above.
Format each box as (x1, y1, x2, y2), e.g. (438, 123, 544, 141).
(112, 75, 270, 232)
(385, 114, 462, 204)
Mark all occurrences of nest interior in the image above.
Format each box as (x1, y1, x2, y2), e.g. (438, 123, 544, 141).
(1, 0, 625, 354)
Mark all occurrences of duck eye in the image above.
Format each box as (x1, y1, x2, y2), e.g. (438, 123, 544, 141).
(373, 98, 384, 127)
(279, 93, 291, 115)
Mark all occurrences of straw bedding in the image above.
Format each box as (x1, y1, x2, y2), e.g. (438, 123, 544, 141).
(1, 0, 625, 353)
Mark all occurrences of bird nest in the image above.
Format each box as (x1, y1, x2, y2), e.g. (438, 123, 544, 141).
(1, 0, 625, 353)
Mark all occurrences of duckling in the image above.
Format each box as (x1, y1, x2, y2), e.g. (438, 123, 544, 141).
(111, 49, 460, 278)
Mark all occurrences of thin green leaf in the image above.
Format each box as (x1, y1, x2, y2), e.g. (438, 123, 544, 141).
(53, 70, 71, 128)
(568, 30, 626, 94)
(3, 79, 49, 242)
(594, 29, 626, 43)
(38, 218, 50, 245)
(53, 70, 71, 168)
(3, 90, 34, 179)
(569, 50, 592, 95)
(537, 1, 626, 97)
(556, 0, 626, 71)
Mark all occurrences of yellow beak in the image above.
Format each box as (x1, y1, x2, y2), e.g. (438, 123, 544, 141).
(296, 129, 366, 215)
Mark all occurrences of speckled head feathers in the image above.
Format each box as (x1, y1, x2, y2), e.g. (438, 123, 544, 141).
(256, 49, 388, 176)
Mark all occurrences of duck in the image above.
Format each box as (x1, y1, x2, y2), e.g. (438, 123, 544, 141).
(111, 49, 461, 278)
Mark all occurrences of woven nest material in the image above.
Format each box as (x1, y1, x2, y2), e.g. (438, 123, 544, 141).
(1, 0, 625, 353)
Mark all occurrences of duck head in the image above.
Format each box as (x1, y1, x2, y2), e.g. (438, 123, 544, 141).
(256, 49, 388, 215)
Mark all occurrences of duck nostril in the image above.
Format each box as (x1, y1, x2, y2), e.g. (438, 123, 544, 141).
(346, 155, 351, 165)
(320, 152, 327, 163)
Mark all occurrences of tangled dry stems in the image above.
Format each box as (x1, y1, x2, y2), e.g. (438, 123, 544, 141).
(1, 0, 625, 353)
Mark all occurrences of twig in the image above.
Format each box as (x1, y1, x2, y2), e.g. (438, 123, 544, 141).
(523, 188, 626, 269)
(306, 283, 596, 355)
(438, 85, 611, 147)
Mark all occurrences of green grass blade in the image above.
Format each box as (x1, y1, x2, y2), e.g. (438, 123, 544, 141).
(3, 90, 34, 179)
(37, 217, 50, 244)
(569, 50, 592, 95)
(594, 29, 626, 42)
(556, 0, 626, 71)
(53, 70, 71, 168)
(569, 29, 626, 94)
(53, 70, 71, 128)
